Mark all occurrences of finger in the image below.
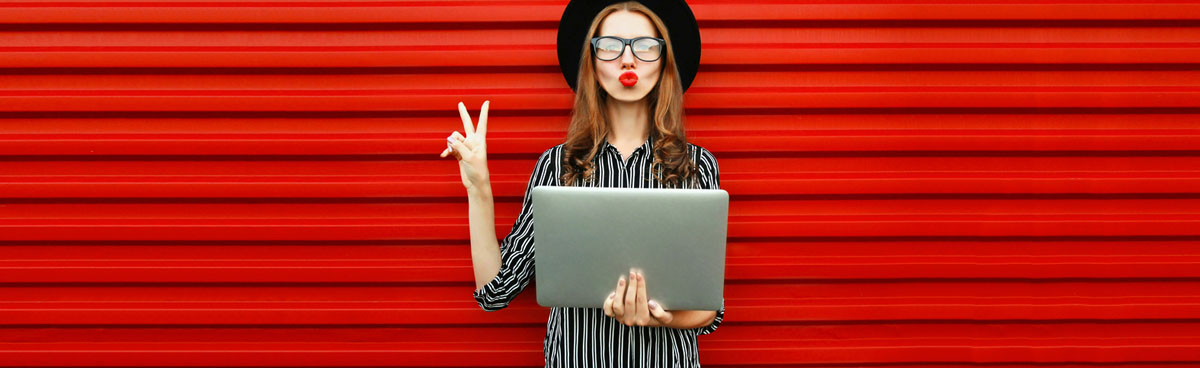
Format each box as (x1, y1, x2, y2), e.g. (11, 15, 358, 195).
(444, 135, 460, 159)
(449, 137, 471, 159)
(649, 300, 674, 324)
(460, 137, 477, 151)
(635, 271, 649, 322)
(449, 131, 475, 151)
(477, 100, 488, 137)
(612, 276, 626, 318)
(623, 269, 637, 325)
(448, 131, 467, 149)
(458, 102, 475, 136)
(604, 292, 614, 318)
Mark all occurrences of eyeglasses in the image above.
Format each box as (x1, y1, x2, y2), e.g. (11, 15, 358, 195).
(590, 36, 665, 62)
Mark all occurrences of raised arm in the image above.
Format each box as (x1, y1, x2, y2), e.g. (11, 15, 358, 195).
(471, 149, 557, 310)
(441, 100, 503, 290)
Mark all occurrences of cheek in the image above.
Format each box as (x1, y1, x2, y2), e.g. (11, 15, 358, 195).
(647, 65, 662, 84)
(595, 63, 615, 81)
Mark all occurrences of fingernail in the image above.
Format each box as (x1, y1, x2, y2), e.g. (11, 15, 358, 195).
(648, 300, 658, 309)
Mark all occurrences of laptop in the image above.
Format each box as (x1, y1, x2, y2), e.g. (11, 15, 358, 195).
(531, 186, 728, 311)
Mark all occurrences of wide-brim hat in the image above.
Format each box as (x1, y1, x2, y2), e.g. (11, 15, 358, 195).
(556, 0, 701, 94)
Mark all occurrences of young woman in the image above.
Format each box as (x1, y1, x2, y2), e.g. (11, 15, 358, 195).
(440, 1, 723, 366)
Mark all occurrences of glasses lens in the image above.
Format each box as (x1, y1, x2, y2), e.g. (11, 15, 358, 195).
(595, 38, 623, 60)
(632, 39, 662, 61)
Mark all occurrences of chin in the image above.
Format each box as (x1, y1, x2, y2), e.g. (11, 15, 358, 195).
(610, 93, 649, 102)
(604, 84, 655, 102)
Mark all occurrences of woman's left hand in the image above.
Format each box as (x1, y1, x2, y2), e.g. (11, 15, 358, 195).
(603, 268, 674, 327)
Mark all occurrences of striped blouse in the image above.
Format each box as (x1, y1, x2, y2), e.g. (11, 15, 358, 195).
(473, 134, 726, 368)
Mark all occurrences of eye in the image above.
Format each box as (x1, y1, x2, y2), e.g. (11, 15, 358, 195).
(632, 39, 659, 52)
(597, 38, 622, 51)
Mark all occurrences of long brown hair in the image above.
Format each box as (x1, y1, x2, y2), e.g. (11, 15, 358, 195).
(561, 1, 697, 188)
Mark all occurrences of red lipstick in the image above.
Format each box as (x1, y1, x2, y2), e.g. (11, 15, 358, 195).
(619, 71, 638, 87)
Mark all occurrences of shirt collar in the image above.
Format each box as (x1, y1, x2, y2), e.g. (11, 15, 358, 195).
(602, 134, 654, 157)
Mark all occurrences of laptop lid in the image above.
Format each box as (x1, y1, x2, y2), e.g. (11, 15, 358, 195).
(532, 186, 728, 310)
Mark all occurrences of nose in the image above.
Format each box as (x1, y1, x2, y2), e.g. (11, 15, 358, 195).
(620, 44, 637, 68)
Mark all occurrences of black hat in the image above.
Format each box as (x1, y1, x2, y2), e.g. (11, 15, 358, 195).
(556, 0, 701, 94)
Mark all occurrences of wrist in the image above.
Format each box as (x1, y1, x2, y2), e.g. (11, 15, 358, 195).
(662, 316, 684, 329)
(467, 185, 493, 200)
(662, 310, 716, 329)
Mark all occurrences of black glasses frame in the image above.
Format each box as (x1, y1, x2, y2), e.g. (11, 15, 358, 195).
(590, 36, 666, 62)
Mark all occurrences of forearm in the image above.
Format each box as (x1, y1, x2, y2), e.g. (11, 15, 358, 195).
(661, 310, 718, 329)
(467, 186, 502, 291)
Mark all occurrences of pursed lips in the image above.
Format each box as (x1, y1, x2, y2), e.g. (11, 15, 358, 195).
(619, 71, 639, 87)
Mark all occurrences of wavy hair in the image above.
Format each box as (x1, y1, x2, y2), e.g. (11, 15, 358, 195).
(561, 1, 697, 188)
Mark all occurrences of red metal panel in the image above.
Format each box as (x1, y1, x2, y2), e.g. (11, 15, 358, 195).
(3, 0, 1200, 366)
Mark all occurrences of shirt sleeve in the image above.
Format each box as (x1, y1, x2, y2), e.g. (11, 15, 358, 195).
(472, 148, 557, 311)
(693, 146, 725, 335)
(695, 146, 720, 191)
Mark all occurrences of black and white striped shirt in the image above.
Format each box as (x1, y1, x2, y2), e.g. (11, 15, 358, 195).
(473, 134, 725, 367)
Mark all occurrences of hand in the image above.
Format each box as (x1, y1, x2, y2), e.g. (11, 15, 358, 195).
(602, 268, 674, 327)
(440, 100, 491, 194)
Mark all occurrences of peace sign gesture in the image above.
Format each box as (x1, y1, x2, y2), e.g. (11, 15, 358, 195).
(441, 100, 491, 195)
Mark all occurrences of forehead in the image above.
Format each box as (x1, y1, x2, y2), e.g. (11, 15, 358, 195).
(597, 10, 658, 38)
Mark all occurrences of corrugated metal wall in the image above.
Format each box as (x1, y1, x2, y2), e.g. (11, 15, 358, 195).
(2, 0, 1200, 366)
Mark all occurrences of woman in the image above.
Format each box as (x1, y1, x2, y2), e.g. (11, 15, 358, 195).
(440, 1, 723, 366)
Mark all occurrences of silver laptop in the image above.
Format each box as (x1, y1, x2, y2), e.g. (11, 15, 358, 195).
(531, 186, 728, 311)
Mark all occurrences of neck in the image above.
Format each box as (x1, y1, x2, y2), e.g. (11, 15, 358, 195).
(605, 96, 651, 144)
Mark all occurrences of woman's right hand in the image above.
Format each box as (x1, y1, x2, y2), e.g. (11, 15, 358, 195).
(440, 100, 491, 195)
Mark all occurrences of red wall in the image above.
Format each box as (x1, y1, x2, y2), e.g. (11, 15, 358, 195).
(3, 0, 1200, 366)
